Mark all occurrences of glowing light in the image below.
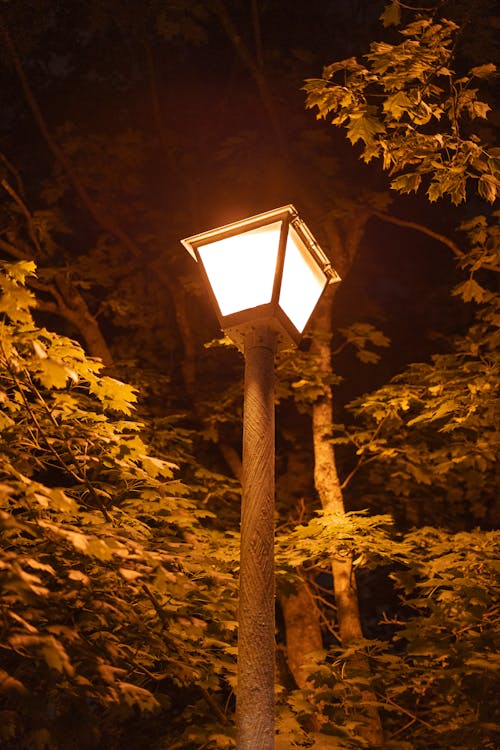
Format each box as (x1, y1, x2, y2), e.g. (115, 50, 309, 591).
(198, 222, 281, 316)
(181, 205, 340, 350)
(279, 227, 327, 332)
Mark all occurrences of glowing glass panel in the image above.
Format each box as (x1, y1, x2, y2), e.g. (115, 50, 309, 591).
(197, 222, 281, 316)
(279, 227, 327, 332)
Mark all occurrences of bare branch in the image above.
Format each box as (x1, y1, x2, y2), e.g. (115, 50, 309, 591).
(0, 151, 25, 197)
(1, 179, 45, 258)
(372, 209, 465, 259)
(0, 16, 143, 263)
(0, 236, 27, 260)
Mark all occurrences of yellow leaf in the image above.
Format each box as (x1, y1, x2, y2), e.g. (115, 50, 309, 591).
(0, 668, 28, 695)
(428, 385, 443, 395)
(470, 63, 497, 78)
(40, 636, 74, 675)
(119, 568, 142, 581)
(68, 570, 89, 584)
(32, 341, 48, 359)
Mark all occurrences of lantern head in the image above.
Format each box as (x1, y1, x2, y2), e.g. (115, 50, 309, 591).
(181, 204, 340, 351)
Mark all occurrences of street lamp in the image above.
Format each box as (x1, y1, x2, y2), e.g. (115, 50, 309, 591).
(181, 204, 340, 749)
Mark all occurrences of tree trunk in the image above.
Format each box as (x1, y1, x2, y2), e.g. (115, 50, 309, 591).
(281, 581, 330, 739)
(0, 183, 113, 366)
(278, 452, 326, 694)
(311, 291, 383, 746)
(281, 582, 323, 690)
(51, 276, 113, 366)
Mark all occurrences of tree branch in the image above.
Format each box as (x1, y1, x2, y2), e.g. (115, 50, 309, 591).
(0, 178, 113, 365)
(1, 179, 45, 259)
(210, 0, 288, 156)
(372, 209, 464, 259)
(0, 151, 25, 197)
(0, 15, 143, 263)
(250, 0, 264, 70)
(0, 236, 27, 260)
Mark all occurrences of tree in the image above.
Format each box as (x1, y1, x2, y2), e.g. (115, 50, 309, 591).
(0, 260, 238, 749)
(304, 13, 500, 205)
(1, 1, 499, 747)
(276, 3, 499, 747)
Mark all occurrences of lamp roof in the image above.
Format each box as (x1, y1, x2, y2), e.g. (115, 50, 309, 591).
(181, 204, 340, 285)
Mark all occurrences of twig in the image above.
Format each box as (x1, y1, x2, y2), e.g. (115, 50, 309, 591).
(380, 692, 434, 732)
(141, 582, 170, 628)
(141, 583, 229, 724)
(0, 151, 25, 197)
(0, 16, 144, 263)
(1, 179, 45, 259)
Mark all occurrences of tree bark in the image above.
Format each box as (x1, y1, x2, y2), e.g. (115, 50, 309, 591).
(311, 290, 384, 746)
(0, 179, 113, 365)
(50, 275, 113, 366)
(281, 582, 323, 690)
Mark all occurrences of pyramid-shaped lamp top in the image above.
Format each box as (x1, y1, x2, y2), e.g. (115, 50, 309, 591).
(181, 205, 340, 350)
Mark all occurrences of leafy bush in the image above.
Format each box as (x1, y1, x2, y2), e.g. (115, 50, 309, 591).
(0, 261, 238, 749)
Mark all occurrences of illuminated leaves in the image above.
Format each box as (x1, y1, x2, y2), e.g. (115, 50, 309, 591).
(2, 260, 37, 284)
(88, 375, 138, 415)
(453, 278, 491, 304)
(380, 1, 401, 28)
(304, 17, 499, 204)
(478, 174, 498, 203)
(470, 63, 497, 78)
(277, 513, 499, 748)
(276, 510, 397, 572)
(0, 260, 37, 323)
(275, 339, 342, 408)
(346, 112, 386, 146)
(116, 681, 160, 712)
(339, 322, 391, 364)
(0, 261, 238, 747)
(390, 171, 421, 194)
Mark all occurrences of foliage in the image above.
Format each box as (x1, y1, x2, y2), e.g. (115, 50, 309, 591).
(0, 261, 238, 749)
(280, 6, 500, 747)
(304, 16, 500, 204)
(274, 229, 499, 745)
(0, 1, 499, 747)
(276, 524, 499, 749)
(276, 510, 398, 575)
(332, 212, 499, 529)
(275, 323, 390, 409)
(380, 526, 500, 750)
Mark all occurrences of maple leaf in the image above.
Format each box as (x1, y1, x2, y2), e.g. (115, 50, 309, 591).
(347, 114, 386, 146)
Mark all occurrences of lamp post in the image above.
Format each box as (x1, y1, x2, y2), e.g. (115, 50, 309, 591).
(181, 205, 340, 749)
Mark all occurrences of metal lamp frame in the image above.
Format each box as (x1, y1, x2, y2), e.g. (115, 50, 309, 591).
(181, 204, 340, 351)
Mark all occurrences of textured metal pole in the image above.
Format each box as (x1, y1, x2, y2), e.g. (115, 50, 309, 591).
(237, 326, 277, 750)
